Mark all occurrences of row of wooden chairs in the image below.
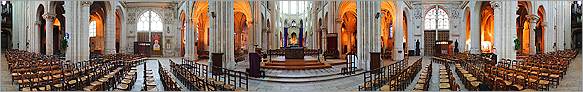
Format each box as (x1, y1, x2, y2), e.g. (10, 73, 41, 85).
(4, 49, 144, 91)
(453, 49, 577, 91)
(456, 63, 482, 91)
(4, 50, 66, 91)
(413, 62, 432, 91)
(158, 61, 181, 91)
(82, 66, 123, 91)
(438, 64, 459, 91)
(114, 66, 137, 91)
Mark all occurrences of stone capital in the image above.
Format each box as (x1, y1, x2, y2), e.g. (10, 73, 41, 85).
(528, 14, 539, 23)
(490, 1, 500, 9)
(43, 13, 56, 21)
(81, 1, 92, 7)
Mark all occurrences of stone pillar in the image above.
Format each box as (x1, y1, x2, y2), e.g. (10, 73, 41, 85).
(44, 13, 56, 55)
(253, 1, 263, 52)
(184, 1, 193, 60)
(469, 2, 481, 54)
(356, 1, 380, 70)
(268, 1, 276, 50)
(65, 1, 74, 61)
(506, 1, 518, 60)
(209, 1, 216, 64)
(80, 1, 91, 61)
(393, 2, 405, 61)
(529, 14, 538, 55)
(564, 1, 572, 49)
(66, 1, 91, 62)
(491, 1, 502, 60)
(193, 20, 198, 60)
(105, 4, 116, 54)
(209, 1, 235, 69)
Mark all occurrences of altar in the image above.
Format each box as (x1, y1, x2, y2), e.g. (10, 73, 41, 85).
(285, 47, 304, 59)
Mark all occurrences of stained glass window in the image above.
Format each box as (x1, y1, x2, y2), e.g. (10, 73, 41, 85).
(89, 21, 96, 37)
(137, 11, 163, 32)
(424, 7, 449, 30)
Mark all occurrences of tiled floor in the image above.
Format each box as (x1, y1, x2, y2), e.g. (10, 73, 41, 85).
(0, 54, 581, 91)
(0, 53, 17, 91)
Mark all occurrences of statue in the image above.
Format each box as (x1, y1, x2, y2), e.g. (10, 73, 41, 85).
(454, 40, 459, 53)
(415, 40, 420, 56)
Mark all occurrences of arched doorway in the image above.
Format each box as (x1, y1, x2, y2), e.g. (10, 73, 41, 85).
(234, 0, 251, 62)
(402, 11, 409, 56)
(341, 11, 357, 57)
(516, 1, 532, 55)
(380, 5, 394, 59)
(338, 1, 356, 58)
(535, 6, 545, 53)
(115, 9, 122, 53)
(465, 8, 471, 51)
(480, 2, 494, 53)
(37, 4, 46, 54)
(179, 11, 185, 57)
(51, 1, 66, 56)
(89, 1, 108, 55)
(192, 1, 210, 59)
(234, 12, 249, 62)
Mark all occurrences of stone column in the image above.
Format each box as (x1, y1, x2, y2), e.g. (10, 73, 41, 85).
(491, 1, 502, 60)
(44, 13, 56, 55)
(506, 1, 518, 60)
(209, 1, 235, 69)
(393, 2, 405, 61)
(469, 2, 481, 54)
(184, 1, 193, 60)
(105, 4, 116, 54)
(268, 1, 276, 50)
(227, 1, 235, 69)
(193, 20, 198, 60)
(80, 1, 91, 61)
(66, 1, 91, 62)
(356, 1, 381, 70)
(529, 15, 538, 55)
(254, 1, 263, 51)
(65, 1, 75, 61)
(564, 1, 572, 49)
(208, 1, 215, 64)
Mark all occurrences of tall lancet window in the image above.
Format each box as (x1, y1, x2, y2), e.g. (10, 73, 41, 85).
(89, 21, 97, 37)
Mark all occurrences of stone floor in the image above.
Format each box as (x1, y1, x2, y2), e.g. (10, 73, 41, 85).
(552, 52, 583, 91)
(0, 54, 581, 91)
(0, 53, 17, 91)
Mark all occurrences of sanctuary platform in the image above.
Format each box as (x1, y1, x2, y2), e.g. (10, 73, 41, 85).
(261, 56, 345, 70)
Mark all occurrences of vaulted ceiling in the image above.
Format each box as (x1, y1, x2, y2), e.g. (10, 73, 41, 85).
(122, 1, 177, 8)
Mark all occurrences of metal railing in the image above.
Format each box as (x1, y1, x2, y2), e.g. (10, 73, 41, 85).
(171, 59, 249, 91)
